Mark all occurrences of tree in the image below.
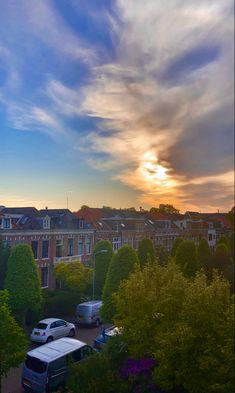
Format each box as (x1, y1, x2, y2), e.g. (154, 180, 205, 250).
(114, 263, 234, 393)
(150, 204, 180, 214)
(155, 245, 169, 265)
(137, 238, 155, 268)
(80, 205, 90, 209)
(102, 246, 139, 322)
(230, 232, 234, 259)
(0, 238, 10, 290)
(217, 235, 230, 249)
(171, 237, 183, 257)
(0, 290, 28, 390)
(93, 240, 113, 297)
(175, 240, 198, 277)
(211, 244, 232, 274)
(4, 244, 42, 326)
(226, 206, 235, 230)
(55, 260, 92, 293)
(197, 238, 211, 270)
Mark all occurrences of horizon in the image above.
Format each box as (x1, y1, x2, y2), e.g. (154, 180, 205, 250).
(1, 1, 234, 212)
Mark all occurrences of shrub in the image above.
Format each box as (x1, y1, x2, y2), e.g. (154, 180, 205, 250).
(43, 290, 81, 318)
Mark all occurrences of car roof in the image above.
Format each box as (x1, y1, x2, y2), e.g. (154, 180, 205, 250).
(27, 338, 86, 363)
(78, 300, 102, 306)
(37, 318, 64, 324)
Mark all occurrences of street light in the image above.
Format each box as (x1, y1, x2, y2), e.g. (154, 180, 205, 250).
(92, 249, 108, 300)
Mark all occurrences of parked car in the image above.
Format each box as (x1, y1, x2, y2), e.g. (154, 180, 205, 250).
(93, 326, 121, 350)
(30, 318, 76, 344)
(76, 300, 102, 326)
(22, 337, 94, 392)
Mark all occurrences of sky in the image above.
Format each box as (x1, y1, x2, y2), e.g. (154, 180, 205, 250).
(0, 0, 234, 213)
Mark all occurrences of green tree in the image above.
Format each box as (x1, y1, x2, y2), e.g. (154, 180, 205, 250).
(197, 238, 211, 270)
(0, 238, 10, 290)
(137, 238, 155, 268)
(114, 264, 234, 393)
(211, 244, 232, 274)
(102, 245, 139, 322)
(5, 244, 42, 326)
(93, 240, 113, 297)
(171, 237, 183, 257)
(217, 235, 230, 249)
(155, 245, 169, 265)
(226, 206, 234, 230)
(55, 260, 92, 293)
(150, 204, 180, 214)
(230, 232, 234, 259)
(175, 240, 198, 277)
(0, 290, 28, 390)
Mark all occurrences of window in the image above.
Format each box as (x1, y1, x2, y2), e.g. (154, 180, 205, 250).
(50, 322, 57, 329)
(31, 241, 38, 259)
(25, 356, 47, 374)
(68, 238, 73, 256)
(112, 237, 121, 251)
(43, 218, 50, 229)
(78, 239, 83, 255)
(85, 237, 91, 254)
(81, 345, 93, 359)
(56, 239, 63, 257)
(208, 234, 213, 241)
(48, 357, 67, 375)
(71, 349, 81, 362)
(41, 267, 49, 288)
(42, 240, 49, 259)
(3, 218, 11, 229)
(56, 320, 67, 327)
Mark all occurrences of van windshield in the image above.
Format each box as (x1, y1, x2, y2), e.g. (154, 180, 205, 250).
(78, 305, 90, 315)
(25, 355, 47, 374)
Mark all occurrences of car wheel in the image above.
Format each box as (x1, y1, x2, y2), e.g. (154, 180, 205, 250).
(46, 336, 53, 343)
(68, 328, 75, 337)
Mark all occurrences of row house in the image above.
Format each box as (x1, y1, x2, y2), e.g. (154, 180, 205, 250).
(75, 207, 155, 251)
(0, 207, 94, 289)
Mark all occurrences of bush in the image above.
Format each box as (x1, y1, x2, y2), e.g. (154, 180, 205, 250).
(43, 290, 81, 318)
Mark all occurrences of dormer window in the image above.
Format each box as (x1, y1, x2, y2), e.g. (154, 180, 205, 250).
(2, 218, 11, 229)
(43, 216, 50, 229)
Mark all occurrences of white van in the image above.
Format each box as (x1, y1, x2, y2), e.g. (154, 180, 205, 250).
(22, 337, 94, 392)
(76, 300, 102, 326)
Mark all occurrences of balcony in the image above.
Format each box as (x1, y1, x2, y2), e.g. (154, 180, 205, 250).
(53, 255, 81, 265)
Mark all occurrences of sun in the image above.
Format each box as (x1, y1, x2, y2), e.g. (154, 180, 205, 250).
(155, 164, 167, 180)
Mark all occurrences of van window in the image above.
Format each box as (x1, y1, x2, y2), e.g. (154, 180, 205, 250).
(25, 356, 47, 374)
(78, 305, 90, 315)
(71, 349, 82, 362)
(48, 357, 67, 375)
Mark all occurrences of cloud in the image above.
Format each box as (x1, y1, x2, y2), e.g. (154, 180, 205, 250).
(76, 0, 234, 211)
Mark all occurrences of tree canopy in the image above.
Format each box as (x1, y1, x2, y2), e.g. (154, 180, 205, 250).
(114, 263, 234, 393)
(226, 206, 234, 230)
(175, 240, 198, 277)
(5, 244, 42, 325)
(93, 240, 113, 297)
(0, 290, 28, 383)
(217, 235, 230, 249)
(137, 238, 155, 268)
(197, 238, 211, 270)
(171, 237, 183, 257)
(55, 260, 92, 293)
(150, 204, 180, 214)
(102, 245, 139, 322)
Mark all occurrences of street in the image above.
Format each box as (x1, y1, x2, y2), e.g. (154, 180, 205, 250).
(2, 324, 103, 393)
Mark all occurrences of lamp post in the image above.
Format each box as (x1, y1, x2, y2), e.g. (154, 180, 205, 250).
(92, 249, 108, 300)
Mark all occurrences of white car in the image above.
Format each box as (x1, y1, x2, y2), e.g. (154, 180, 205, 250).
(30, 318, 76, 344)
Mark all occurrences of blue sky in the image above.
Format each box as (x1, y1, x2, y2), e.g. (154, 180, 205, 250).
(0, 0, 234, 212)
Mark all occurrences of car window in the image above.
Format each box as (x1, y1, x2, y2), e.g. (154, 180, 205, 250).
(50, 322, 57, 329)
(48, 357, 67, 375)
(81, 345, 93, 359)
(71, 349, 82, 362)
(56, 320, 67, 327)
(36, 323, 48, 330)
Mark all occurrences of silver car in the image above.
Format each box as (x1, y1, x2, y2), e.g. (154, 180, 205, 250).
(30, 318, 76, 344)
